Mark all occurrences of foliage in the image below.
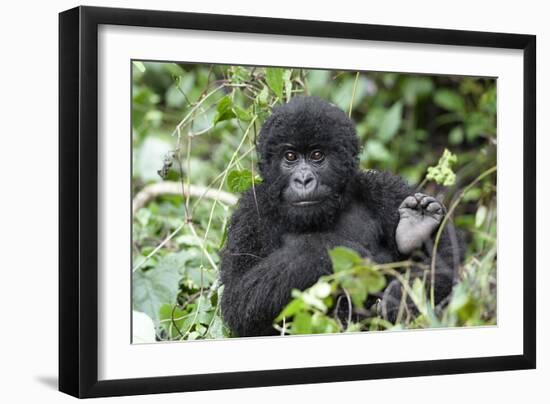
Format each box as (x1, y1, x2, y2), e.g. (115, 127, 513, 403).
(131, 61, 497, 341)
(276, 170, 497, 334)
(426, 149, 458, 186)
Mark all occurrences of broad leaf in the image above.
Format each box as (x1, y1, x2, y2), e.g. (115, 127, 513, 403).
(401, 77, 434, 105)
(275, 298, 305, 322)
(257, 86, 269, 106)
(329, 247, 363, 273)
(434, 89, 465, 114)
(378, 101, 403, 141)
(213, 95, 236, 124)
(132, 61, 146, 73)
(227, 169, 262, 193)
(265, 68, 285, 99)
(234, 105, 252, 122)
(133, 259, 181, 324)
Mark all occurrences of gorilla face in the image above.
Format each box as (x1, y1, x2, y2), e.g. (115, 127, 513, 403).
(257, 96, 360, 231)
(280, 147, 332, 207)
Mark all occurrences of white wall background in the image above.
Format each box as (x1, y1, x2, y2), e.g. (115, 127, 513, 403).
(0, 0, 545, 402)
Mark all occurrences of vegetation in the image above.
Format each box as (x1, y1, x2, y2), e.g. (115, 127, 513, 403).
(131, 61, 497, 341)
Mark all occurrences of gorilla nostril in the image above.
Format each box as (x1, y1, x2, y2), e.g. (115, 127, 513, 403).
(294, 173, 315, 189)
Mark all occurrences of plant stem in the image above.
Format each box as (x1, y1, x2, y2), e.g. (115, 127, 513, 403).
(348, 72, 360, 118)
(429, 165, 497, 307)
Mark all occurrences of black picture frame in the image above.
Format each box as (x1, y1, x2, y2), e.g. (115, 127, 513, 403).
(59, 5, 536, 398)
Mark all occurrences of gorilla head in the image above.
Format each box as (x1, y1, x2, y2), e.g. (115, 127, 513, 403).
(257, 96, 360, 231)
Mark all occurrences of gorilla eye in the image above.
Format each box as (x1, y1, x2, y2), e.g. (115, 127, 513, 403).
(310, 150, 325, 162)
(284, 151, 298, 162)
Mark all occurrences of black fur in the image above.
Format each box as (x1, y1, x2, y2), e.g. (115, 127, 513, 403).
(220, 96, 463, 337)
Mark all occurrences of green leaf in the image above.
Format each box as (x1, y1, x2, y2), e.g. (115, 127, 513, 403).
(283, 69, 293, 102)
(257, 86, 269, 106)
(132, 61, 146, 73)
(401, 77, 434, 105)
(360, 140, 391, 163)
(362, 267, 387, 294)
(165, 74, 194, 108)
(265, 68, 285, 99)
(479, 87, 497, 114)
(276, 298, 305, 322)
(227, 169, 262, 193)
(465, 112, 493, 141)
(434, 89, 465, 114)
(165, 85, 187, 108)
(426, 149, 458, 186)
(310, 281, 332, 299)
(342, 278, 368, 308)
(475, 205, 488, 228)
(448, 283, 478, 323)
(306, 70, 330, 94)
(377, 102, 403, 142)
(340, 265, 386, 308)
(213, 95, 236, 124)
(229, 66, 251, 84)
(448, 126, 464, 145)
(300, 289, 328, 312)
(332, 76, 369, 111)
(133, 262, 181, 324)
(292, 311, 313, 334)
(159, 303, 187, 339)
(185, 266, 216, 288)
(206, 315, 226, 339)
(409, 279, 440, 326)
(329, 247, 363, 273)
(310, 312, 340, 334)
(410, 278, 428, 316)
(234, 105, 252, 122)
(463, 187, 482, 202)
(155, 250, 201, 274)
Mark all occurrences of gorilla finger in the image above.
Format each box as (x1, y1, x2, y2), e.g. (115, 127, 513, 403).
(414, 193, 426, 202)
(426, 201, 446, 215)
(399, 195, 418, 209)
(425, 200, 443, 213)
(420, 196, 438, 209)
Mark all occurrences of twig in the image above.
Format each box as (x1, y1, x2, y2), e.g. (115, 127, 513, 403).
(188, 222, 218, 272)
(132, 181, 238, 215)
(190, 146, 256, 212)
(201, 117, 258, 247)
(429, 166, 497, 307)
(132, 222, 185, 272)
(131, 182, 237, 273)
(342, 288, 353, 330)
(348, 72, 360, 118)
(171, 84, 225, 138)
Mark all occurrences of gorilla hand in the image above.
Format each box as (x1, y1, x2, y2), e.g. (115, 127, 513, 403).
(395, 193, 445, 255)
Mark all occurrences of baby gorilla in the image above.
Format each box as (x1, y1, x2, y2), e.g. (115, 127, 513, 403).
(220, 96, 463, 337)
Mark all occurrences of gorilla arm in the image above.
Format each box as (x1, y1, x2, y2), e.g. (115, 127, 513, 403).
(220, 233, 332, 337)
(356, 171, 463, 321)
(219, 193, 370, 337)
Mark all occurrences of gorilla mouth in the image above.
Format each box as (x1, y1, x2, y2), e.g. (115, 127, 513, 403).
(291, 200, 322, 207)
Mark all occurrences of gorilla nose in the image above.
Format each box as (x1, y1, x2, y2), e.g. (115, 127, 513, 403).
(293, 172, 316, 190)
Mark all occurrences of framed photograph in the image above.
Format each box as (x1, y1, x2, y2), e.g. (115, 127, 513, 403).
(59, 6, 536, 398)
